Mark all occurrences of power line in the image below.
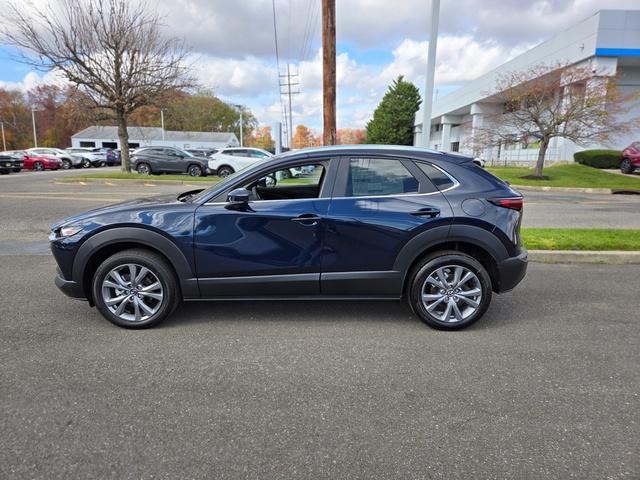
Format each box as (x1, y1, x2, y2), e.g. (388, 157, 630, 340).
(271, 0, 290, 146)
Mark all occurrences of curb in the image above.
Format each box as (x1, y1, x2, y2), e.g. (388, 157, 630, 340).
(529, 250, 640, 264)
(512, 185, 613, 194)
(53, 178, 218, 186)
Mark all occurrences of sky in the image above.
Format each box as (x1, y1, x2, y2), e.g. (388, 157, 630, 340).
(1, 0, 639, 132)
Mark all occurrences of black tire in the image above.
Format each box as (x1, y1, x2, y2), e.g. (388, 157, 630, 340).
(187, 164, 203, 177)
(33, 161, 44, 171)
(408, 251, 492, 330)
(281, 169, 292, 179)
(136, 163, 151, 175)
(217, 165, 234, 177)
(0, 169, 9, 175)
(12, 168, 21, 173)
(620, 158, 634, 174)
(81, 158, 91, 168)
(98, 161, 107, 168)
(92, 249, 180, 328)
(61, 159, 71, 169)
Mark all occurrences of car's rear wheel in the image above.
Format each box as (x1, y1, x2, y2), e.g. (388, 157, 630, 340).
(61, 159, 72, 169)
(408, 251, 492, 330)
(33, 161, 44, 171)
(12, 168, 21, 173)
(99, 161, 107, 167)
(188, 164, 203, 177)
(620, 158, 635, 174)
(136, 163, 151, 175)
(92, 249, 180, 328)
(217, 165, 234, 177)
(81, 158, 91, 168)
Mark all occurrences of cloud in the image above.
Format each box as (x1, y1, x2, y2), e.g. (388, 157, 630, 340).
(0, 70, 66, 92)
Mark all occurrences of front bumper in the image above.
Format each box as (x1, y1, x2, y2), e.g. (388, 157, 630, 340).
(495, 249, 528, 293)
(54, 268, 86, 299)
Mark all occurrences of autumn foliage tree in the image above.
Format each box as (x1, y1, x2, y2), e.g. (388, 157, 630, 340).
(292, 124, 317, 149)
(337, 128, 366, 145)
(251, 126, 275, 151)
(473, 62, 638, 178)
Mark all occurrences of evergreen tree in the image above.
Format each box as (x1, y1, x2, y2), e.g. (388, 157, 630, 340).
(366, 76, 421, 145)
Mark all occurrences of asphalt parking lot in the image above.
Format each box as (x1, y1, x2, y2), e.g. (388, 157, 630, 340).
(1, 169, 639, 479)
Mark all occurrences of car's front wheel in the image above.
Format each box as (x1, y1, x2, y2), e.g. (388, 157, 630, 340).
(408, 251, 492, 330)
(81, 158, 91, 168)
(33, 161, 44, 171)
(61, 159, 72, 169)
(92, 249, 180, 328)
(217, 165, 234, 177)
(188, 164, 203, 177)
(620, 158, 635, 174)
(136, 163, 151, 175)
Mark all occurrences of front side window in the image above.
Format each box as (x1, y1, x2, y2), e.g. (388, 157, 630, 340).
(347, 158, 419, 197)
(242, 164, 325, 201)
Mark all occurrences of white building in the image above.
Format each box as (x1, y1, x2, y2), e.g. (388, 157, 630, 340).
(414, 9, 640, 165)
(71, 126, 239, 150)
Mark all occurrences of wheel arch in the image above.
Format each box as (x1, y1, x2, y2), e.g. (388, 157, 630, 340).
(73, 227, 199, 303)
(395, 224, 509, 295)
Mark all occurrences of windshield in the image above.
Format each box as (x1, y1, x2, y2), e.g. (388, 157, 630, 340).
(179, 149, 195, 157)
(188, 163, 258, 203)
(53, 148, 67, 154)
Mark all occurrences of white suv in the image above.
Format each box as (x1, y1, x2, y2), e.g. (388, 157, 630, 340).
(208, 147, 273, 177)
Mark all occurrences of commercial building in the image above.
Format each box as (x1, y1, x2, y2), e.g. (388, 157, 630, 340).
(71, 126, 239, 150)
(414, 9, 640, 165)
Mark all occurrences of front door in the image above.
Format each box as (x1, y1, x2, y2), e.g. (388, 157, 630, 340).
(194, 161, 331, 297)
(321, 157, 454, 296)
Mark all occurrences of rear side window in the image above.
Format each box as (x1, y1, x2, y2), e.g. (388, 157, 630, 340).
(416, 162, 455, 191)
(347, 158, 419, 197)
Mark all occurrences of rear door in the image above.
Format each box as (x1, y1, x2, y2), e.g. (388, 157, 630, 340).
(321, 156, 454, 296)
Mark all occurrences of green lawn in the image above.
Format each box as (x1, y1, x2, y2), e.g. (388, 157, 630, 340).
(522, 228, 640, 251)
(69, 172, 220, 183)
(487, 164, 640, 189)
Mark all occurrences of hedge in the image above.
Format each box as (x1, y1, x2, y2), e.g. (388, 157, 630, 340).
(574, 149, 622, 169)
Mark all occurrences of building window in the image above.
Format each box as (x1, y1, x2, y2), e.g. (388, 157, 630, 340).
(450, 142, 460, 152)
(128, 143, 140, 148)
(102, 142, 117, 149)
(80, 141, 96, 148)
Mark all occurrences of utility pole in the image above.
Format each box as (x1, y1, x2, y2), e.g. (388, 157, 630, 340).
(237, 106, 244, 147)
(322, 0, 336, 145)
(279, 64, 299, 148)
(31, 106, 38, 148)
(1, 121, 6, 151)
(421, 0, 440, 148)
(160, 109, 165, 141)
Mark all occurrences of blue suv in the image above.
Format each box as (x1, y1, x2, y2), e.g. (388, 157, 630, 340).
(50, 146, 527, 330)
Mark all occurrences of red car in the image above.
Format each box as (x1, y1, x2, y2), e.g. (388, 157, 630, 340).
(621, 142, 640, 174)
(12, 150, 63, 171)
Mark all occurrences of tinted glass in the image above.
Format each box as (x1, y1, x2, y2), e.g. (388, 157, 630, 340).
(416, 162, 455, 190)
(347, 158, 419, 197)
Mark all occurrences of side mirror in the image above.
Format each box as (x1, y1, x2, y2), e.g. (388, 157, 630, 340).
(227, 188, 250, 205)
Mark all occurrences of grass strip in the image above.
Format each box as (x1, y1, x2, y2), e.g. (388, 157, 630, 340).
(522, 228, 640, 251)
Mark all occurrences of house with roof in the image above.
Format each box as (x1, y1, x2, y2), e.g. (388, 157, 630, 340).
(70, 126, 239, 150)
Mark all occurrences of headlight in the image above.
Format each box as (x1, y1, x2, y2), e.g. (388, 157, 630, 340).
(59, 225, 84, 237)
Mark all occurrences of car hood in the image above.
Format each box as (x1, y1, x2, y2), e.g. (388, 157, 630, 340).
(51, 193, 186, 230)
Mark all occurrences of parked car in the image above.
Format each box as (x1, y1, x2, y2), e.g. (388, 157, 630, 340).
(50, 145, 528, 330)
(0, 153, 24, 174)
(620, 142, 640, 174)
(27, 147, 82, 169)
(208, 147, 274, 177)
(20, 151, 62, 170)
(131, 146, 209, 176)
(66, 147, 107, 168)
(97, 148, 121, 166)
(186, 148, 218, 158)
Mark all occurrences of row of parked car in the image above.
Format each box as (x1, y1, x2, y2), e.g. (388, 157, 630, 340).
(131, 146, 274, 177)
(0, 147, 121, 174)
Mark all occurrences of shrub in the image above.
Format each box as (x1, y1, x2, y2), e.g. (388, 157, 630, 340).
(574, 149, 622, 169)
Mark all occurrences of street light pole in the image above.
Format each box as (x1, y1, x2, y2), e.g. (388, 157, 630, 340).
(235, 105, 244, 147)
(1, 121, 6, 151)
(31, 106, 38, 148)
(160, 109, 165, 141)
(421, 0, 440, 148)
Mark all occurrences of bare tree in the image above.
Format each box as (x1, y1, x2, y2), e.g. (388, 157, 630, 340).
(2, 0, 193, 172)
(471, 62, 637, 178)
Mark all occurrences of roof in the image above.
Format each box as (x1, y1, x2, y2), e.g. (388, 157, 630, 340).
(72, 126, 237, 143)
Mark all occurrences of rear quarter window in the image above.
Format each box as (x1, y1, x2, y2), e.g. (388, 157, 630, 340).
(416, 162, 455, 190)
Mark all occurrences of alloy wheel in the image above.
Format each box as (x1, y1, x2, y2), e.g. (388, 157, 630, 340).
(101, 263, 164, 323)
(188, 165, 202, 177)
(421, 265, 482, 323)
(34, 161, 43, 171)
(137, 163, 151, 175)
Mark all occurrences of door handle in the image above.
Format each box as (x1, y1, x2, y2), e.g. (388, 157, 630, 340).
(291, 214, 321, 226)
(410, 207, 440, 218)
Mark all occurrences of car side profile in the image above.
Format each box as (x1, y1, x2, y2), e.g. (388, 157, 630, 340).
(51, 145, 527, 330)
(131, 146, 209, 176)
(66, 147, 108, 167)
(620, 141, 640, 174)
(208, 147, 273, 177)
(28, 147, 82, 169)
(5, 150, 62, 171)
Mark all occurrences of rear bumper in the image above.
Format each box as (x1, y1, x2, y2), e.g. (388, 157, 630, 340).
(55, 268, 86, 299)
(496, 249, 528, 293)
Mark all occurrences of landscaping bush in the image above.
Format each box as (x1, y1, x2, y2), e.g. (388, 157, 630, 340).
(574, 149, 622, 169)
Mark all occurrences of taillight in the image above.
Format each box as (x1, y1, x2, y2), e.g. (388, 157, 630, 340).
(489, 197, 523, 211)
